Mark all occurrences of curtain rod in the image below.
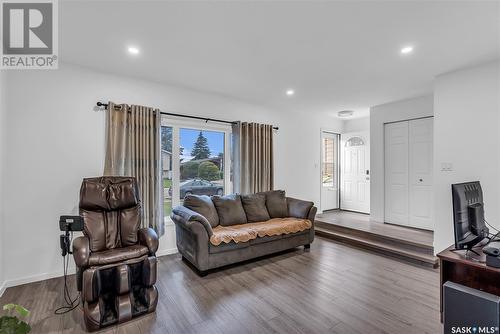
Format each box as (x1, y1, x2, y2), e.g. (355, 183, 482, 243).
(96, 102, 279, 130)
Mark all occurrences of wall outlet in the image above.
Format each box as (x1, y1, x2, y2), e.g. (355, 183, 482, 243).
(441, 162, 453, 171)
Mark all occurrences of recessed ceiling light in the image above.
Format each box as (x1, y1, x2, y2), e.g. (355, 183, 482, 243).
(338, 110, 354, 118)
(128, 46, 140, 55)
(400, 46, 413, 54)
(286, 89, 295, 96)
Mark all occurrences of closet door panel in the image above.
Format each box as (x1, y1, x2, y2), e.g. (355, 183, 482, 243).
(384, 121, 409, 225)
(409, 118, 433, 230)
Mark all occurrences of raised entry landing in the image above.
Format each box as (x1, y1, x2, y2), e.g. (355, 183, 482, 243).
(315, 210, 438, 267)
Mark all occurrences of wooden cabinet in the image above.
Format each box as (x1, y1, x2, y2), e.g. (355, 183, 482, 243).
(438, 245, 500, 322)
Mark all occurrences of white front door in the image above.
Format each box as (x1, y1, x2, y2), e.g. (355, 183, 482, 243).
(320, 132, 339, 212)
(341, 132, 370, 213)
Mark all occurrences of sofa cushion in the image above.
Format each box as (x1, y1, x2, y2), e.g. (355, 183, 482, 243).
(183, 195, 219, 227)
(211, 194, 248, 226)
(260, 190, 288, 218)
(287, 197, 314, 219)
(209, 218, 312, 246)
(241, 193, 271, 223)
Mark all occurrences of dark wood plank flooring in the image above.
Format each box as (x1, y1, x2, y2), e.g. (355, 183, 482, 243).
(0, 237, 441, 334)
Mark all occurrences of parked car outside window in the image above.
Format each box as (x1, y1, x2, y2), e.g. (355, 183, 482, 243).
(168, 179, 224, 198)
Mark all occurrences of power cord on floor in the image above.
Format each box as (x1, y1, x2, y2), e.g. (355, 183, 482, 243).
(54, 231, 80, 315)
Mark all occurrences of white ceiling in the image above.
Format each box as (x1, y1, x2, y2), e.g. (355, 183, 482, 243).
(60, 1, 499, 118)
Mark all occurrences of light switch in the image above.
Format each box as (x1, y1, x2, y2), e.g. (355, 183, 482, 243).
(441, 162, 453, 171)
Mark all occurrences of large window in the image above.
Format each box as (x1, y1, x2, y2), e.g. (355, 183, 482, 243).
(161, 119, 231, 220)
(179, 128, 225, 201)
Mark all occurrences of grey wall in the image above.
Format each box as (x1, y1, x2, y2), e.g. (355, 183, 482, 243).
(343, 117, 370, 133)
(433, 61, 500, 252)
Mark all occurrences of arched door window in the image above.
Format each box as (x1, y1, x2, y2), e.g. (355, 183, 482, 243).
(345, 136, 365, 147)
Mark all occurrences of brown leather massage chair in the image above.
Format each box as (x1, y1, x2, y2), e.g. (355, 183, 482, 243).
(72, 176, 159, 331)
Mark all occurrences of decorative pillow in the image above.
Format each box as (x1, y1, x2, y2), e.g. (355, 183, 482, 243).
(211, 194, 248, 226)
(260, 190, 288, 218)
(241, 193, 271, 223)
(183, 195, 219, 227)
(287, 197, 314, 219)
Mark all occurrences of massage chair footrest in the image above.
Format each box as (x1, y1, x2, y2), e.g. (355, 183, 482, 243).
(81, 256, 158, 331)
(83, 286, 158, 331)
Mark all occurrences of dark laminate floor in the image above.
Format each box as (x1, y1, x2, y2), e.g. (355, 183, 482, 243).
(0, 237, 442, 334)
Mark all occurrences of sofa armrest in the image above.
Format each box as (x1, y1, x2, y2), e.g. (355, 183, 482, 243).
(138, 228, 159, 255)
(171, 206, 213, 237)
(73, 236, 91, 268)
(307, 206, 317, 224)
(287, 197, 315, 219)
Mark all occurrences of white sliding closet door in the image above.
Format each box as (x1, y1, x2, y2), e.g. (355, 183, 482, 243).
(384, 122, 409, 226)
(384, 118, 434, 230)
(409, 118, 433, 229)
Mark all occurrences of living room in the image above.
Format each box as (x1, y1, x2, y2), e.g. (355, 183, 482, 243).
(0, 1, 499, 333)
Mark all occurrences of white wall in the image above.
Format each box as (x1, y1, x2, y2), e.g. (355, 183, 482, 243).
(433, 61, 500, 253)
(2, 63, 342, 286)
(369, 95, 434, 223)
(343, 117, 370, 133)
(0, 71, 6, 295)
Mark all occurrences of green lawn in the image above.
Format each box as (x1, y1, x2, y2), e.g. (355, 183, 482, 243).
(164, 200, 172, 216)
(163, 178, 173, 215)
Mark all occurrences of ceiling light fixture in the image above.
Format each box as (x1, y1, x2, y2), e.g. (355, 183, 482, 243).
(338, 110, 354, 118)
(400, 46, 413, 54)
(286, 89, 295, 96)
(128, 46, 140, 55)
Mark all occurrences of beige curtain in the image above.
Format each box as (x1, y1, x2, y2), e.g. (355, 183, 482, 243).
(104, 102, 164, 236)
(232, 122, 274, 194)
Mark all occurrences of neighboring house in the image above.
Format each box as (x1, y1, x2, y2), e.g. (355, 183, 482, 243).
(162, 149, 172, 178)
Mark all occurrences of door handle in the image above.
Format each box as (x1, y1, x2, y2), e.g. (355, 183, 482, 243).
(419, 178, 423, 182)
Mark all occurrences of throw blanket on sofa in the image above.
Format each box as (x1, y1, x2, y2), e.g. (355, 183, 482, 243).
(209, 218, 312, 246)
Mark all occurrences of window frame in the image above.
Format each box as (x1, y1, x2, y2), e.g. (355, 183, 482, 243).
(161, 117, 232, 225)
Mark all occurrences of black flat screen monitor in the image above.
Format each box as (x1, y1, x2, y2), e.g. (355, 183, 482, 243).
(451, 181, 489, 250)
